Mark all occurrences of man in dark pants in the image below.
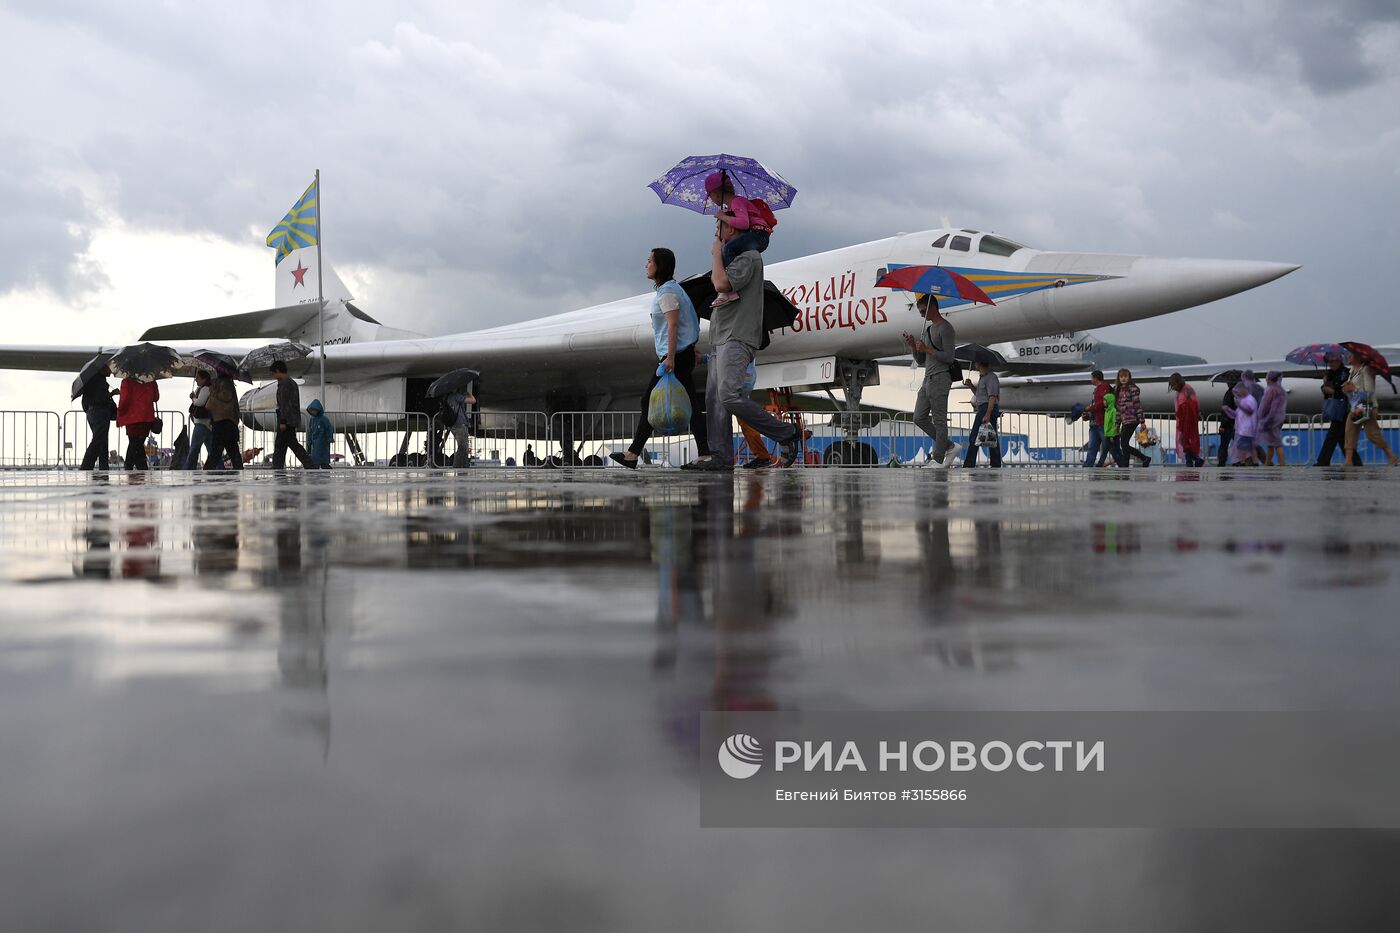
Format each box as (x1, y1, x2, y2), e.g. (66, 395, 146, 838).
(698, 221, 798, 470)
(1315, 351, 1362, 466)
(78, 375, 119, 469)
(1216, 378, 1237, 467)
(270, 361, 312, 469)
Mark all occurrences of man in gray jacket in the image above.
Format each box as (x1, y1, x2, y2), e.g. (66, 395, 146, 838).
(270, 361, 313, 469)
(904, 294, 961, 466)
(693, 223, 798, 471)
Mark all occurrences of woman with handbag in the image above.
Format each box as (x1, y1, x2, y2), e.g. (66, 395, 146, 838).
(1343, 350, 1399, 467)
(960, 361, 1002, 468)
(1112, 369, 1152, 467)
(184, 371, 217, 469)
(116, 375, 159, 470)
(1316, 352, 1360, 466)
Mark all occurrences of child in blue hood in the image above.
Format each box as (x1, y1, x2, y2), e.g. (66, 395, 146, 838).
(305, 399, 334, 469)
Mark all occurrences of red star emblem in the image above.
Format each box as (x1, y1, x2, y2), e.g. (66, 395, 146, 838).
(291, 261, 309, 288)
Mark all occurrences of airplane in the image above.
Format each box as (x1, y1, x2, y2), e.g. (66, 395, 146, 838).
(0, 225, 1300, 438)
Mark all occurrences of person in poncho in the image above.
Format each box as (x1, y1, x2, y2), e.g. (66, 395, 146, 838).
(305, 399, 334, 469)
(1168, 373, 1204, 467)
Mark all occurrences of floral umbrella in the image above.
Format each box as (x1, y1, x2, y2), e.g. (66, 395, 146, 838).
(648, 153, 796, 216)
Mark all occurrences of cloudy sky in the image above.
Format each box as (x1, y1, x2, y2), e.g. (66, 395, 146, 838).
(1, 0, 1397, 409)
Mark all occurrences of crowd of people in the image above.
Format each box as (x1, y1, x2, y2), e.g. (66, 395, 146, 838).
(77, 359, 336, 471)
(902, 336, 1394, 468)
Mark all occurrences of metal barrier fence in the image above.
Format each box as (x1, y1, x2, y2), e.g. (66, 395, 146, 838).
(60, 410, 187, 468)
(4, 408, 1400, 469)
(431, 411, 551, 467)
(0, 411, 63, 469)
(236, 412, 433, 467)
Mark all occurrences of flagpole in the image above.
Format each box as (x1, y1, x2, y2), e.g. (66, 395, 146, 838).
(316, 169, 326, 402)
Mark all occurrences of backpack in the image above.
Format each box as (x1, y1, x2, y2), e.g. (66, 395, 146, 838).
(440, 398, 458, 428)
(749, 198, 779, 231)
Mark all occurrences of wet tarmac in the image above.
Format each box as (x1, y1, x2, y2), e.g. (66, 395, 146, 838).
(2, 467, 1399, 931)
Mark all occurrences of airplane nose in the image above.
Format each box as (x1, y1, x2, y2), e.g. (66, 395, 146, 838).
(1126, 257, 1301, 308)
(1038, 254, 1302, 333)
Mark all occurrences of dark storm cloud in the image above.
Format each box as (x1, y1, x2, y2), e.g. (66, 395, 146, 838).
(1142, 0, 1400, 95)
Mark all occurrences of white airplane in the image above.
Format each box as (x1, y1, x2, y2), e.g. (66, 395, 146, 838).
(0, 226, 1299, 431)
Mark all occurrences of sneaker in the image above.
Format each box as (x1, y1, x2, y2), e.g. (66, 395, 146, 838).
(679, 458, 710, 471)
(777, 437, 799, 467)
(944, 442, 964, 464)
(711, 293, 736, 309)
(740, 457, 773, 470)
(694, 458, 734, 472)
(609, 452, 638, 470)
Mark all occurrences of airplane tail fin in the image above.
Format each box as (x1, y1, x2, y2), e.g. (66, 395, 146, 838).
(274, 245, 354, 309)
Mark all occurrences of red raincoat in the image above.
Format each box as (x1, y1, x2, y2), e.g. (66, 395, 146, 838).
(1174, 383, 1201, 459)
(116, 378, 159, 433)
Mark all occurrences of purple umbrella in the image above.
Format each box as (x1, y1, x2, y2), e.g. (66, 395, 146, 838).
(648, 154, 796, 215)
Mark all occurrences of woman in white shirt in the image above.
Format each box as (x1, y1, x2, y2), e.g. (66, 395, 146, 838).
(1343, 352, 1399, 467)
(185, 370, 216, 469)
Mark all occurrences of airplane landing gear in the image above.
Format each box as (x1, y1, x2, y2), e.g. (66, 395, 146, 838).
(818, 358, 880, 466)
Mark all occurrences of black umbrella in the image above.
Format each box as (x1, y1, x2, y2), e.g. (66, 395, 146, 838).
(427, 368, 481, 398)
(679, 274, 800, 337)
(70, 351, 115, 400)
(1211, 369, 1243, 385)
(194, 350, 252, 382)
(955, 343, 1008, 367)
(110, 342, 182, 379)
(240, 341, 312, 372)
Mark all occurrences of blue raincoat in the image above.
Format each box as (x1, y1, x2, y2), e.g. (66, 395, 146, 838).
(305, 398, 334, 467)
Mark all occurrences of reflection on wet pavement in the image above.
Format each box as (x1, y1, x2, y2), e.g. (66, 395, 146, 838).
(1, 469, 1399, 931)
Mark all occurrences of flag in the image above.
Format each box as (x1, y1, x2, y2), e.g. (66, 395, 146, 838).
(265, 179, 318, 261)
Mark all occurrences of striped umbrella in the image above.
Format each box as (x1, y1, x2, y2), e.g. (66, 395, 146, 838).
(875, 265, 996, 305)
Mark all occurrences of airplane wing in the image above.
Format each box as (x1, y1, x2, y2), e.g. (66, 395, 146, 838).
(141, 303, 323, 341)
(0, 345, 113, 372)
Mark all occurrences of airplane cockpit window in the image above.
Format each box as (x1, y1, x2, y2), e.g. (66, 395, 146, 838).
(978, 235, 1025, 257)
(949, 235, 971, 252)
(931, 234, 949, 248)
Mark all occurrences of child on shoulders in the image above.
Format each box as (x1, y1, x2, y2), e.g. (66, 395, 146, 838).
(705, 171, 777, 309)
